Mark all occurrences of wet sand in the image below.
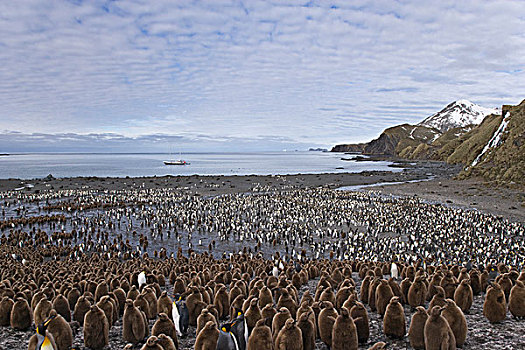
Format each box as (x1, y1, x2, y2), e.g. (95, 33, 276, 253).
(1, 160, 522, 223)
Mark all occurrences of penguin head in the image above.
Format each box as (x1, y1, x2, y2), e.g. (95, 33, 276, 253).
(234, 307, 243, 317)
(220, 322, 233, 333)
(284, 318, 295, 329)
(36, 313, 56, 335)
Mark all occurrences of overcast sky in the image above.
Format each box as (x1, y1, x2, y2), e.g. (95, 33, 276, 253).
(1, 0, 524, 152)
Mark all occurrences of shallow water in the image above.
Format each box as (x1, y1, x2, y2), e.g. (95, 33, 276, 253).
(0, 152, 400, 179)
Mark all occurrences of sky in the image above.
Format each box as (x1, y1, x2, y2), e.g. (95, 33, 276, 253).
(0, 0, 524, 152)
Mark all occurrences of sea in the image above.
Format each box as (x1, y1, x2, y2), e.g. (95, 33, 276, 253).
(0, 152, 400, 179)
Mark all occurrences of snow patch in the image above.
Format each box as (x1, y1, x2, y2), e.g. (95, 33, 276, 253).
(419, 100, 499, 132)
(471, 112, 510, 167)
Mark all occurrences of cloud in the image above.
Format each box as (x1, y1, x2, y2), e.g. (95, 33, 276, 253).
(0, 0, 524, 150)
(0, 130, 313, 152)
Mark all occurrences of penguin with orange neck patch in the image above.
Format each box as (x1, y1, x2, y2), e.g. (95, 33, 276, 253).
(28, 314, 58, 350)
(217, 321, 241, 350)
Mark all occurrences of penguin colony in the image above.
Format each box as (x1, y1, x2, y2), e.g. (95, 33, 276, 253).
(0, 184, 524, 349)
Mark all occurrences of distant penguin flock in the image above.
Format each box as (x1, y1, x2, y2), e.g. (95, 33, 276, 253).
(0, 181, 524, 349)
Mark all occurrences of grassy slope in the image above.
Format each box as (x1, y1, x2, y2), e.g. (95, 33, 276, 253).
(460, 100, 525, 186)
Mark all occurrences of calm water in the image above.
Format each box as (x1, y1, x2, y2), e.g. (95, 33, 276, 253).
(0, 152, 400, 179)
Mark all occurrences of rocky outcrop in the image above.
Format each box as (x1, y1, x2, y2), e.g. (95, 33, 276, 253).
(331, 143, 366, 153)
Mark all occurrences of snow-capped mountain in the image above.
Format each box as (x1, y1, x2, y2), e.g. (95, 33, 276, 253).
(419, 100, 500, 133)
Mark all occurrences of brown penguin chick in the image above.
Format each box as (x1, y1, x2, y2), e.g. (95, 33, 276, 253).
(157, 333, 178, 350)
(496, 273, 513, 301)
(319, 287, 336, 307)
(245, 298, 262, 332)
(429, 286, 447, 311)
(94, 281, 109, 302)
(73, 296, 91, 326)
(31, 291, 46, 315)
(350, 301, 370, 344)
(97, 295, 115, 326)
(442, 298, 467, 348)
(113, 287, 127, 315)
(375, 279, 394, 317)
(383, 296, 405, 339)
(388, 278, 403, 301)
(408, 306, 428, 350)
(408, 276, 427, 308)
(196, 308, 217, 336)
(52, 294, 71, 322)
(454, 279, 473, 313)
(127, 285, 140, 301)
(10, 296, 32, 330)
(509, 280, 525, 319)
(157, 291, 173, 317)
(195, 320, 219, 350)
(247, 318, 273, 350)
(426, 273, 443, 301)
(367, 342, 387, 350)
(143, 287, 159, 319)
(335, 286, 353, 309)
(261, 304, 277, 322)
(297, 311, 315, 350)
(140, 335, 164, 350)
(469, 270, 482, 296)
(152, 313, 177, 343)
(318, 301, 338, 347)
(400, 278, 412, 304)
(84, 304, 109, 350)
(259, 286, 274, 308)
(331, 307, 358, 350)
(483, 282, 507, 323)
(367, 278, 381, 311)
(275, 318, 303, 350)
(34, 298, 53, 327)
(360, 276, 372, 304)
(272, 307, 292, 341)
(277, 290, 298, 319)
(46, 309, 73, 350)
(0, 296, 14, 326)
(424, 306, 456, 350)
(214, 286, 230, 320)
(123, 299, 147, 344)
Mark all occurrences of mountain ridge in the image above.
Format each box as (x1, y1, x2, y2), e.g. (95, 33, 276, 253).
(331, 99, 524, 186)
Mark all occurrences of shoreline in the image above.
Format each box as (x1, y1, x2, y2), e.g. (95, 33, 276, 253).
(1, 160, 522, 222)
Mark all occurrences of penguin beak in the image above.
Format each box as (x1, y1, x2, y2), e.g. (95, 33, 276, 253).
(44, 315, 55, 327)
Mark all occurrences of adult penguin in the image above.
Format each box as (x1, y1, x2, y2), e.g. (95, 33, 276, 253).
(174, 295, 189, 336)
(217, 321, 241, 350)
(28, 314, 58, 350)
(229, 312, 248, 350)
